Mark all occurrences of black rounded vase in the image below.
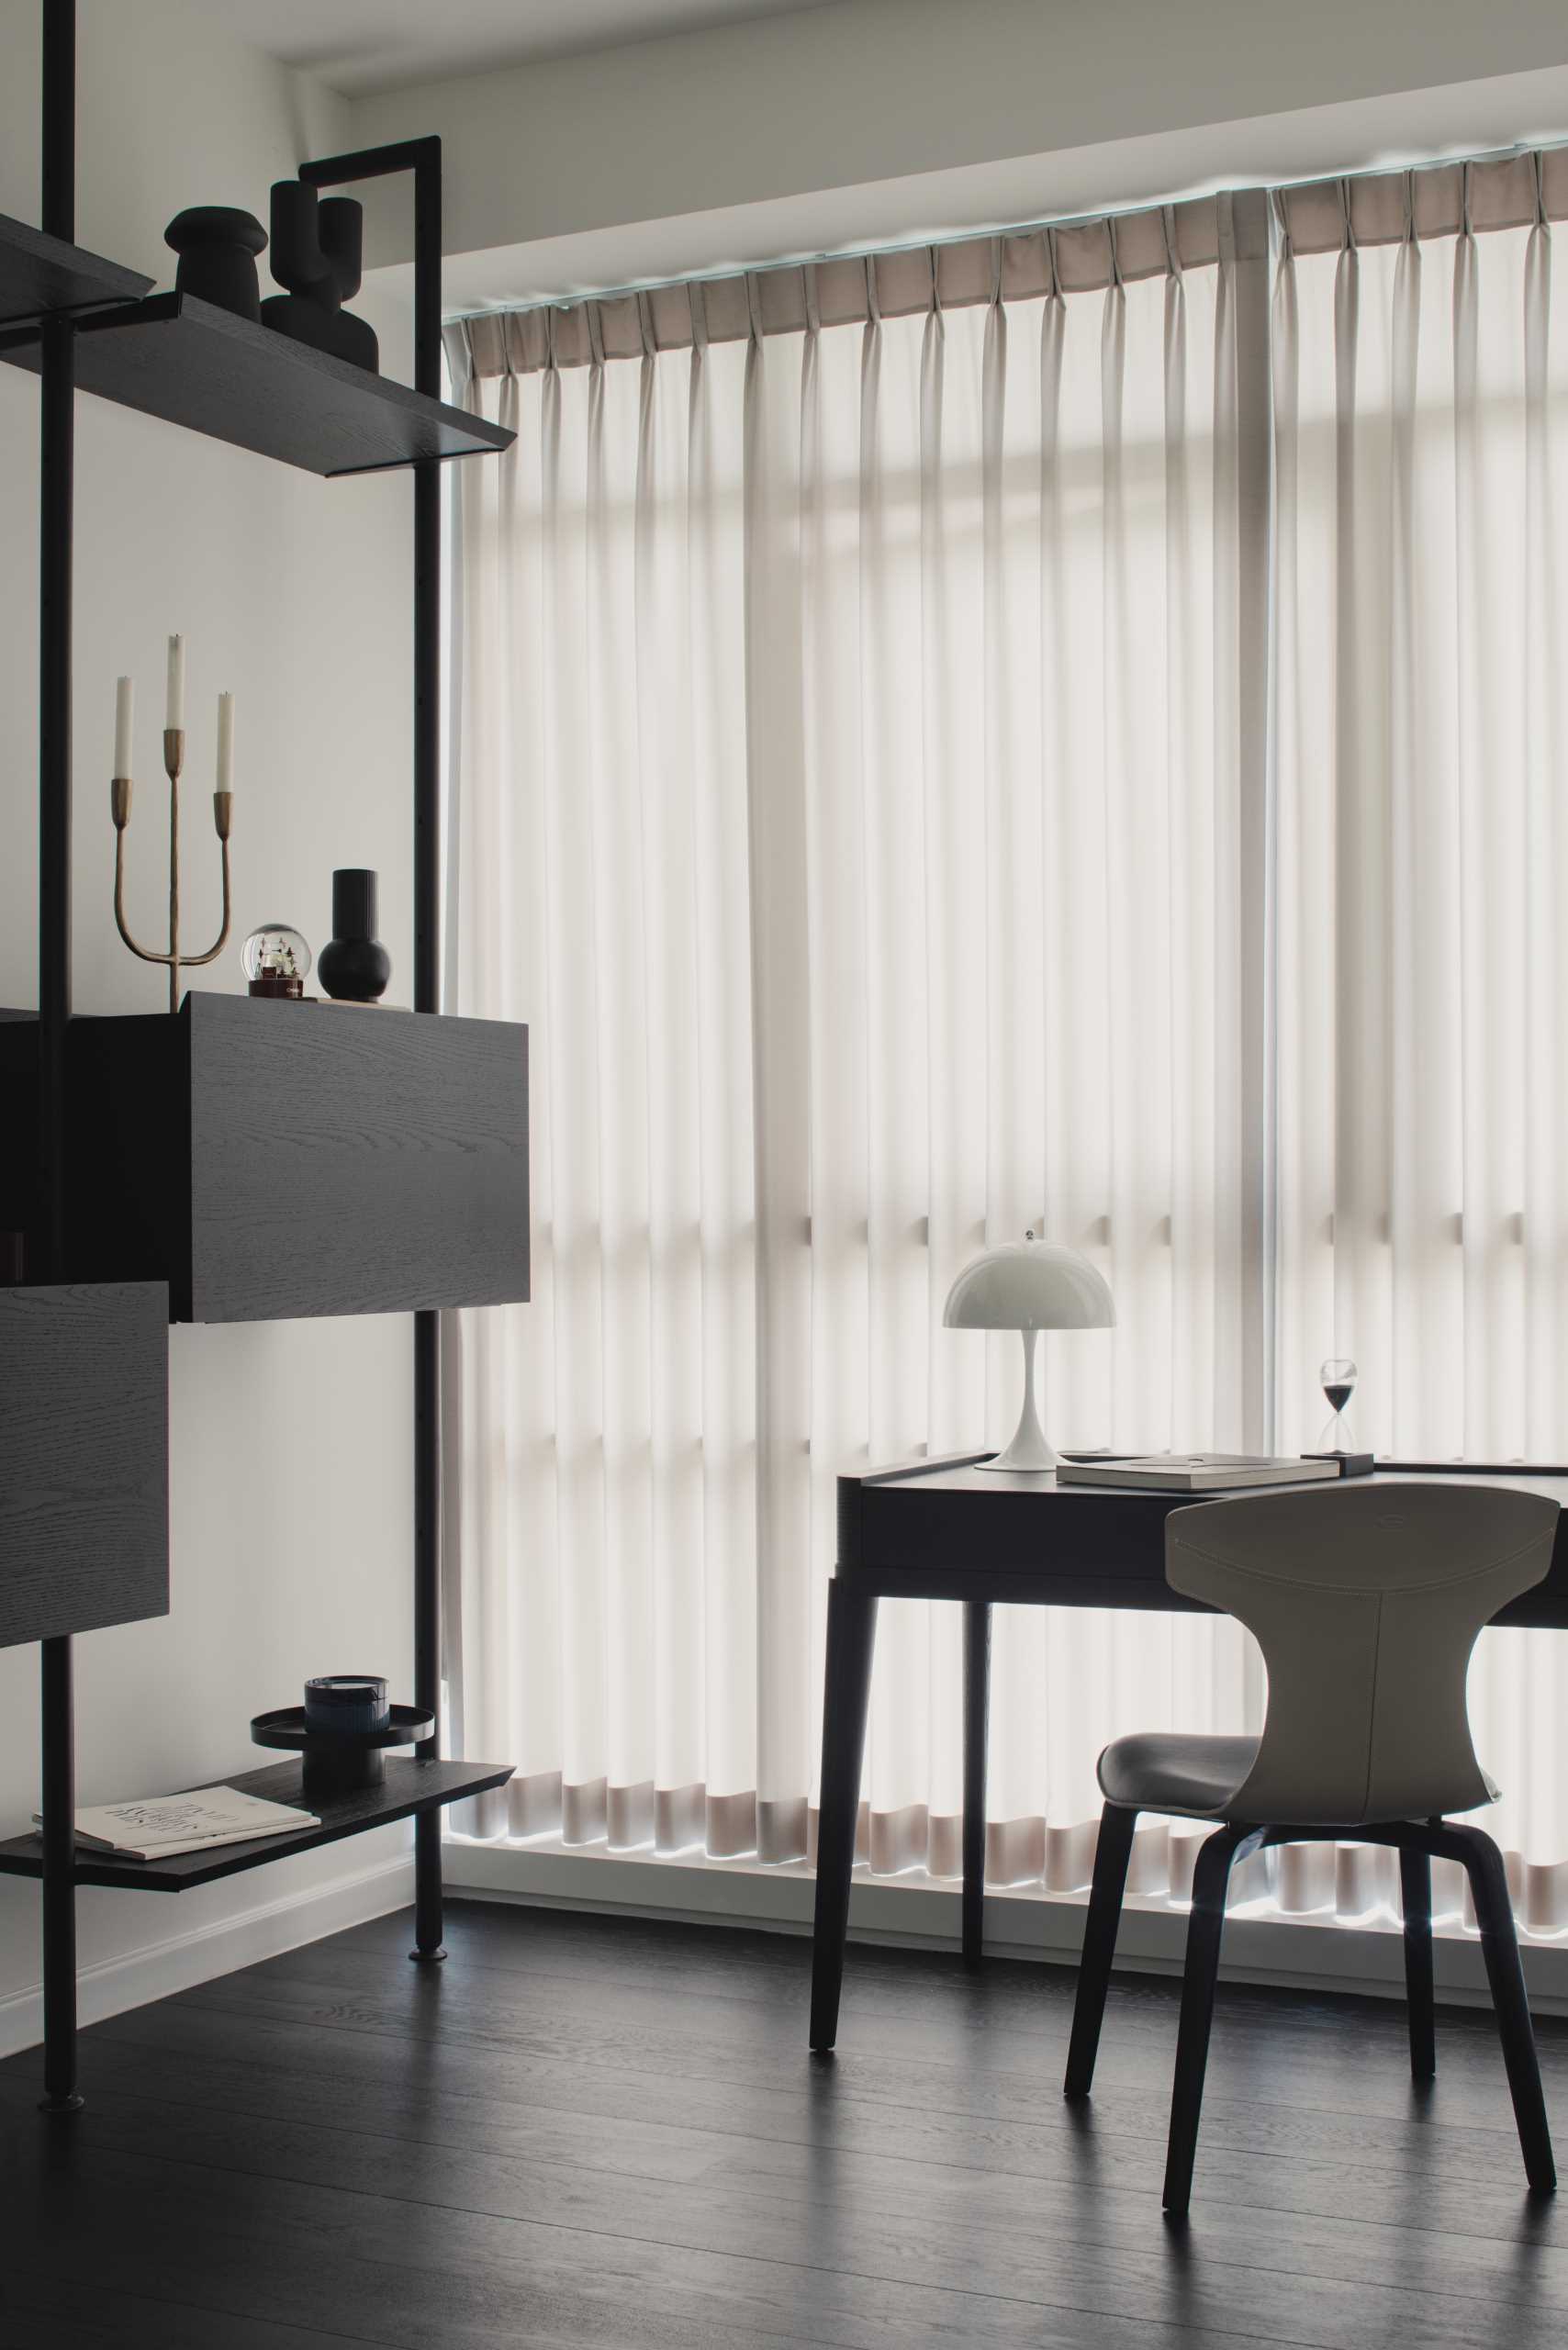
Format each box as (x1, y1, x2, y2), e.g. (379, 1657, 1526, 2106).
(163, 206, 268, 320)
(318, 869, 391, 1003)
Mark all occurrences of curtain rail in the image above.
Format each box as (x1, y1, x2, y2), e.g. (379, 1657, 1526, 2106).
(447, 143, 1568, 384)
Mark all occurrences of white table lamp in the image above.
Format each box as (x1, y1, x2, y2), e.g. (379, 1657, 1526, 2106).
(943, 1234, 1114, 1473)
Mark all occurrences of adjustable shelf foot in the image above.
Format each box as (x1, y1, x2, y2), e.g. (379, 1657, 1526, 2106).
(409, 1804, 443, 1962)
(39, 2090, 84, 2116)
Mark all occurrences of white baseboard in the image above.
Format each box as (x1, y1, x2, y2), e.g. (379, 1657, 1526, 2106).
(0, 1852, 415, 2060)
(444, 1837, 1568, 2017)
(8, 1834, 1565, 2063)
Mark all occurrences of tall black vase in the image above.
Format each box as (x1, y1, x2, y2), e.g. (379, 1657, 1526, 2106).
(318, 869, 391, 1003)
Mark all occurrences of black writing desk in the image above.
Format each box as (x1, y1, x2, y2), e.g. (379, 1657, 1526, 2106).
(809, 1454, 1568, 2050)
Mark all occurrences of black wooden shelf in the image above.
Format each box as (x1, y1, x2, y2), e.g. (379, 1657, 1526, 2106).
(0, 207, 151, 328)
(0, 1755, 512, 1892)
(0, 290, 513, 476)
(63, 991, 530, 1323)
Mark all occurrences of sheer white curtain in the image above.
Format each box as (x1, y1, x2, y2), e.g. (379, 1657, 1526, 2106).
(1273, 172, 1568, 1929)
(443, 202, 1264, 1900)
(444, 155, 1568, 1934)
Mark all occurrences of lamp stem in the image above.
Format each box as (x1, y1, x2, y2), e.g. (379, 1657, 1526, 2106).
(165, 727, 181, 1014)
(986, 1327, 1058, 1475)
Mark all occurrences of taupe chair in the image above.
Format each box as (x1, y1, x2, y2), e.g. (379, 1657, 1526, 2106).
(1063, 1483, 1559, 2214)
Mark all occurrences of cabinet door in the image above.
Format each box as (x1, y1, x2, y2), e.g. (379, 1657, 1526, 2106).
(0, 1282, 169, 1645)
(186, 994, 530, 1321)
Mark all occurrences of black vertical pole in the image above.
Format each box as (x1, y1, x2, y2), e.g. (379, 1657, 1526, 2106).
(39, 0, 84, 2114)
(409, 141, 445, 1962)
(961, 1601, 991, 1968)
(298, 136, 446, 1960)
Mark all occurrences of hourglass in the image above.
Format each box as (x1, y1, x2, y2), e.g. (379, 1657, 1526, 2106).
(1317, 1357, 1358, 1454)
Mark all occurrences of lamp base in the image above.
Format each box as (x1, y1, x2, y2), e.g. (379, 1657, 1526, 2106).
(977, 1328, 1059, 1475)
(980, 1433, 1059, 1475)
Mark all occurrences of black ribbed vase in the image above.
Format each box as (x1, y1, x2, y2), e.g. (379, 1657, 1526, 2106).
(318, 868, 391, 1003)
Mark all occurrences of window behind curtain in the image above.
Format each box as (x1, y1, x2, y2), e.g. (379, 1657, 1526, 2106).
(443, 169, 1568, 1931)
(1274, 218, 1568, 1466)
(1272, 208, 1568, 1913)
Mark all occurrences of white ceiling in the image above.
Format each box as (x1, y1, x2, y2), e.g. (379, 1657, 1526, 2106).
(210, 0, 845, 97)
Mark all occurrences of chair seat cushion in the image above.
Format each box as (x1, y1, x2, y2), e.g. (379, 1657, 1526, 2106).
(1098, 1730, 1260, 1819)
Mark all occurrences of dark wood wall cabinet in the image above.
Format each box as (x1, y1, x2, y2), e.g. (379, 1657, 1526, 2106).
(66, 993, 530, 1323)
(0, 1281, 169, 1646)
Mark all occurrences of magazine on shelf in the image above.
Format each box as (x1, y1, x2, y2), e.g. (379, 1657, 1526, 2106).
(1055, 1453, 1344, 1494)
(33, 1785, 319, 1861)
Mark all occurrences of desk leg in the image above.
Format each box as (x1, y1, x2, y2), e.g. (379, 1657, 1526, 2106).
(810, 1583, 879, 2052)
(963, 1601, 991, 1968)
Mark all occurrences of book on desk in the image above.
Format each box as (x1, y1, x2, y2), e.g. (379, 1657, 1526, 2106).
(1056, 1453, 1346, 1493)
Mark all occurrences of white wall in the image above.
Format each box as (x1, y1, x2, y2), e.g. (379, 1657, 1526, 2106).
(0, 0, 419, 2035)
(348, 0, 1568, 308)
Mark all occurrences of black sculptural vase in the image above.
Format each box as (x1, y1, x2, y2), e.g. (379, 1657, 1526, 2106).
(261, 181, 379, 373)
(163, 206, 268, 320)
(318, 868, 391, 1003)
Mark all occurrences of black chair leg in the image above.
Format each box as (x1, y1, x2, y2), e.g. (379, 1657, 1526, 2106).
(1444, 1823, 1555, 2193)
(1163, 1824, 1250, 2216)
(1399, 1844, 1436, 2081)
(1064, 1802, 1137, 2098)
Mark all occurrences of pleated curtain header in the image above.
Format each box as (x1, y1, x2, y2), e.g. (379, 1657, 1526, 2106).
(445, 146, 1568, 385)
(446, 190, 1258, 383)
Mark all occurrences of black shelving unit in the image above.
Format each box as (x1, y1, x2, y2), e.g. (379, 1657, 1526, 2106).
(9, 1, 519, 2111)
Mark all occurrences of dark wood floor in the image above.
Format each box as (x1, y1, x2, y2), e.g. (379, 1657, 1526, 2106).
(4, 1900, 1568, 2349)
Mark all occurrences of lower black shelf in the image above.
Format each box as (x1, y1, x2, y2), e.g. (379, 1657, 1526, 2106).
(0, 1755, 512, 1893)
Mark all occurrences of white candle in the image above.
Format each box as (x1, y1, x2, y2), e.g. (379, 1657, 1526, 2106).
(165, 633, 185, 732)
(217, 691, 234, 793)
(114, 676, 133, 777)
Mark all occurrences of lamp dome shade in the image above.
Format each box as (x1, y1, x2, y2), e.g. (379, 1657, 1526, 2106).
(943, 1239, 1114, 1331)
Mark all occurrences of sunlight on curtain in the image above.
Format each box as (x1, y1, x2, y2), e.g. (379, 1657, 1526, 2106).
(443, 173, 1568, 1937)
(443, 224, 1260, 1899)
(1273, 201, 1568, 1929)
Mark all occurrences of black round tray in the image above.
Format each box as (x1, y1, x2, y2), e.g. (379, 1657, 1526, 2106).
(251, 1704, 434, 1751)
(251, 1704, 435, 1797)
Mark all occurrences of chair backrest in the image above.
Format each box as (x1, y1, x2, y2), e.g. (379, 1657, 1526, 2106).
(1166, 1483, 1558, 1827)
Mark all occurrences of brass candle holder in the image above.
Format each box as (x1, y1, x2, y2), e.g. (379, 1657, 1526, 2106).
(111, 727, 232, 1014)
